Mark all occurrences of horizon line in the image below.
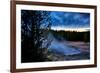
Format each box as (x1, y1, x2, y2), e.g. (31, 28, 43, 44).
(51, 26, 90, 32)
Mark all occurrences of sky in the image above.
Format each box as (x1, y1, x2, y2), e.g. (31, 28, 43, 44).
(21, 10, 90, 31)
(50, 11, 90, 30)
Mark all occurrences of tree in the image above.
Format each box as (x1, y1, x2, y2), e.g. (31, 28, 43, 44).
(21, 10, 52, 62)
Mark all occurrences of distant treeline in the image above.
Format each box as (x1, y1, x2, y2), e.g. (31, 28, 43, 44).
(51, 30, 90, 42)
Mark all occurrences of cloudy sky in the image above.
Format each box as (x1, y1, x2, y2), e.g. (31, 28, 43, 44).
(50, 11, 90, 30)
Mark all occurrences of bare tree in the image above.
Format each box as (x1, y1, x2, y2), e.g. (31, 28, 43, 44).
(21, 10, 52, 62)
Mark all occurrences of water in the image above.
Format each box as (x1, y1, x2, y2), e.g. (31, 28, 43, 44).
(48, 39, 81, 55)
(46, 33, 81, 55)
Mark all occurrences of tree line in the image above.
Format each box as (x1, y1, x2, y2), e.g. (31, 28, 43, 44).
(51, 30, 90, 42)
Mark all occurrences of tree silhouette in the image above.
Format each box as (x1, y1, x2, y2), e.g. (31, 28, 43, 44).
(21, 10, 52, 62)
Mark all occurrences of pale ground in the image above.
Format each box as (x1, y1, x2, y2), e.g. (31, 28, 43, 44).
(64, 41, 90, 52)
(46, 40, 90, 61)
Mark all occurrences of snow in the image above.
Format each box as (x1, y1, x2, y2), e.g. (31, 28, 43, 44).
(44, 33, 81, 55)
(48, 39, 81, 55)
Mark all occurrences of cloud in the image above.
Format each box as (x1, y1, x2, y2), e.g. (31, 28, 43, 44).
(50, 11, 90, 28)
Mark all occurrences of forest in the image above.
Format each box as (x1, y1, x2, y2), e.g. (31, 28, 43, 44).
(51, 30, 90, 42)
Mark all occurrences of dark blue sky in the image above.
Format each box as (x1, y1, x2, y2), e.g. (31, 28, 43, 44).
(50, 11, 90, 28)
